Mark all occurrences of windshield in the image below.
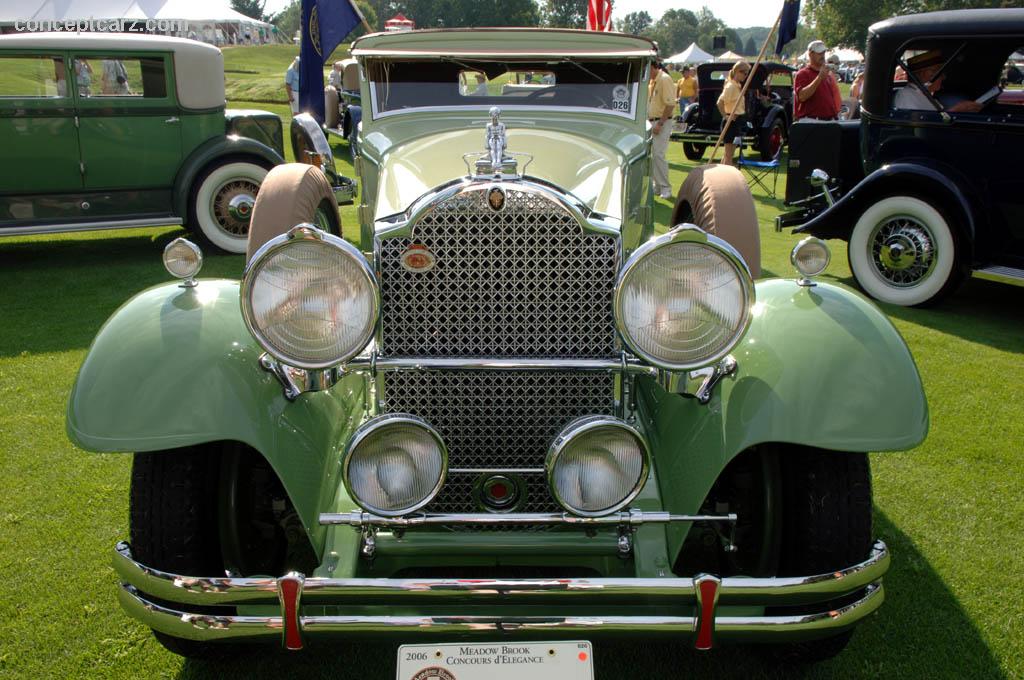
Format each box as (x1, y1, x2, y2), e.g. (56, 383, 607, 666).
(365, 58, 644, 119)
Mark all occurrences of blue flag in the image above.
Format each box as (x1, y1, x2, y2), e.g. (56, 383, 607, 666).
(775, 0, 801, 56)
(300, 0, 363, 123)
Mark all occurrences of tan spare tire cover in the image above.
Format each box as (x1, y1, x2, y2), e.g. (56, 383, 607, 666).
(671, 164, 761, 278)
(246, 163, 338, 263)
(324, 86, 340, 128)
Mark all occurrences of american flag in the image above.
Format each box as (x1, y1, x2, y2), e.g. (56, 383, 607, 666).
(586, 0, 612, 31)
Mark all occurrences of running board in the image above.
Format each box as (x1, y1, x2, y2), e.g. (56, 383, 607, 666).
(0, 217, 182, 237)
(975, 265, 1024, 286)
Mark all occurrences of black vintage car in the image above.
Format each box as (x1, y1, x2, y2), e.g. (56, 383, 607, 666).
(777, 9, 1024, 306)
(673, 61, 794, 161)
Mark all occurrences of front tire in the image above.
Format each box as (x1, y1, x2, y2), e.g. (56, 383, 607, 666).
(189, 160, 268, 255)
(683, 141, 706, 161)
(758, 118, 785, 161)
(848, 195, 964, 306)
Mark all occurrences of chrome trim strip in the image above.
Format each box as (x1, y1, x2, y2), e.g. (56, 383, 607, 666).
(354, 49, 656, 58)
(0, 217, 183, 237)
(344, 356, 658, 376)
(318, 510, 735, 527)
(113, 541, 888, 607)
(117, 580, 884, 641)
(449, 467, 544, 474)
(974, 265, 1024, 287)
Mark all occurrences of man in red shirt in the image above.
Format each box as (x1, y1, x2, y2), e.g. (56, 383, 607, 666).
(794, 40, 842, 120)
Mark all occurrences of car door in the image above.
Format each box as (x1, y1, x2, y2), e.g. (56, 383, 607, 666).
(0, 51, 81, 225)
(72, 52, 181, 194)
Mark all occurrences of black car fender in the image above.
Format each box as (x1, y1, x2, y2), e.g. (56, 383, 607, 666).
(760, 104, 788, 133)
(679, 101, 699, 126)
(794, 161, 977, 249)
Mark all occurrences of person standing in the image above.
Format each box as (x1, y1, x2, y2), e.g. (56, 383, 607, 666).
(716, 60, 750, 166)
(676, 66, 696, 111)
(285, 56, 300, 116)
(647, 60, 676, 200)
(794, 40, 841, 121)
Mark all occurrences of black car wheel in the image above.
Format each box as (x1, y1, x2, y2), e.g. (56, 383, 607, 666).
(759, 118, 785, 161)
(129, 444, 315, 658)
(682, 142, 706, 161)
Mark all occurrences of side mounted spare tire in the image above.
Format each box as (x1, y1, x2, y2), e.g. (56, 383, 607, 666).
(246, 163, 342, 263)
(324, 86, 340, 129)
(671, 164, 761, 278)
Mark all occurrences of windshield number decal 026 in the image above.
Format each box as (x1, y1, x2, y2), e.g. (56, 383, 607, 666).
(611, 84, 630, 112)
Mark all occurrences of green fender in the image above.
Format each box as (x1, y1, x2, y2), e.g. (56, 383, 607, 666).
(637, 278, 929, 561)
(66, 280, 366, 556)
(172, 135, 285, 220)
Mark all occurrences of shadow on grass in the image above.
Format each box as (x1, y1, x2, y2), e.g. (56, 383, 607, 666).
(879, 276, 1024, 355)
(173, 509, 1003, 680)
(0, 228, 245, 357)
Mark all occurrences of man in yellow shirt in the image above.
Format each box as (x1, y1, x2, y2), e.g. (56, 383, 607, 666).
(676, 66, 697, 110)
(648, 61, 677, 200)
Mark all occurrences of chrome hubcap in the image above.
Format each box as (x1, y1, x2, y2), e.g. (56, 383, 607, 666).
(869, 216, 937, 287)
(212, 180, 260, 236)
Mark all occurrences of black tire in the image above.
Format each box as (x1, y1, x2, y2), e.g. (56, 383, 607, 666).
(683, 141, 706, 161)
(130, 448, 239, 659)
(758, 118, 785, 161)
(766, 448, 874, 664)
(313, 197, 342, 237)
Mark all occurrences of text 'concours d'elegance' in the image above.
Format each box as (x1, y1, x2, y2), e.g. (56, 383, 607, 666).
(1, 0, 1021, 678)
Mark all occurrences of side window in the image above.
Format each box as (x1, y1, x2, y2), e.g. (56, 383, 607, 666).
(74, 56, 167, 98)
(0, 56, 67, 98)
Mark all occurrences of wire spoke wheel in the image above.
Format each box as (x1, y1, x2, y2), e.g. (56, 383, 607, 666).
(868, 215, 938, 288)
(211, 179, 260, 237)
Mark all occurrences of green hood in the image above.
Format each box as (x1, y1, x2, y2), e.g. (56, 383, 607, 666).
(375, 128, 627, 220)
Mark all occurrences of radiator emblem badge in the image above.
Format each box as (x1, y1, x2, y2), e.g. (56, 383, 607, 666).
(487, 186, 506, 211)
(400, 243, 436, 273)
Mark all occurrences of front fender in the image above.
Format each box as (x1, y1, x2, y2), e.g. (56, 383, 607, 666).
(172, 136, 286, 219)
(638, 278, 928, 560)
(794, 161, 976, 242)
(66, 280, 366, 555)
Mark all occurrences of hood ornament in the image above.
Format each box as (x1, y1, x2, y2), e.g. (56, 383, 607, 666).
(464, 107, 532, 179)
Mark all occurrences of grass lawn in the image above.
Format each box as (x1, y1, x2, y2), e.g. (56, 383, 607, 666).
(1, 52, 1023, 680)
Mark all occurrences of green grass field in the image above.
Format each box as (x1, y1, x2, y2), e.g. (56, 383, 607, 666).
(1, 49, 1023, 680)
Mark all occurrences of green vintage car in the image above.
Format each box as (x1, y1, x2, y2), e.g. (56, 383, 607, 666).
(68, 29, 928, 669)
(0, 32, 353, 253)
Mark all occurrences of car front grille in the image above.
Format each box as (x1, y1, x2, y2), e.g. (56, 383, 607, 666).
(377, 185, 619, 358)
(376, 184, 620, 525)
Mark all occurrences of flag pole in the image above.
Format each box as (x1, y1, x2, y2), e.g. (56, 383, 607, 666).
(707, 6, 785, 163)
(349, 0, 374, 34)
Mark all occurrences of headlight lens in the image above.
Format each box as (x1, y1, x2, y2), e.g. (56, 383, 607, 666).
(163, 237, 203, 280)
(791, 236, 831, 278)
(615, 226, 754, 371)
(241, 225, 378, 369)
(546, 416, 649, 517)
(344, 414, 447, 517)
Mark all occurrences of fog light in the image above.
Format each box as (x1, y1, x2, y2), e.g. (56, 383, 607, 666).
(343, 414, 447, 517)
(791, 236, 831, 285)
(546, 416, 650, 517)
(479, 474, 520, 512)
(163, 238, 202, 286)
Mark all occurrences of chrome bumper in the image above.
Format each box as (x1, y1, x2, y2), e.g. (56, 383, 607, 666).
(113, 540, 889, 650)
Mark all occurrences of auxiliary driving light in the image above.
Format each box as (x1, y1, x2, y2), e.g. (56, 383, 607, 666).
(241, 225, 378, 370)
(791, 236, 831, 283)
(546, 416, 650, 517)
(343, 414, 447, 517)
(163, 238, 203, 286)
(614, 225, 754, 371)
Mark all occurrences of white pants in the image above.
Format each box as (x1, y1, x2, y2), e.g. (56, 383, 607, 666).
(289, 97, 299, 115)
(651, 120, 673, 195)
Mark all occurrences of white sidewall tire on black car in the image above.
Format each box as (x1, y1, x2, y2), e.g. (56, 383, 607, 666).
(848, 195, 957, 307)
(192, 161, 268, 254)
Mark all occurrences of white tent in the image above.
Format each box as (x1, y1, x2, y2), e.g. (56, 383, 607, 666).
(665, 42, 713, 65)
(716, 50, 744, 62)
(829, 48, 864, 63)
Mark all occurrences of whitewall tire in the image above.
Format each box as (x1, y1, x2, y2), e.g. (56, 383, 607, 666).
(848, 195, 961, 307)
(191, 161, 269, 254)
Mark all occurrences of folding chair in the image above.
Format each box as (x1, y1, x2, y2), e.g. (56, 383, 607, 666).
(736, 146, 780, 199)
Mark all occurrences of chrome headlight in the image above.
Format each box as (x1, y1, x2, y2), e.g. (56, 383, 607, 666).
(614, 226, 754, 371)
(546, 416, 650, 517)
(343, 414, 447, 517)
(241, 225, 378, 370)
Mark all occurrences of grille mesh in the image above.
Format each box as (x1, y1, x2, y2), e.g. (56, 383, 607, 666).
(383, 370, 616, 517)
(378, 186, 619, 358)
